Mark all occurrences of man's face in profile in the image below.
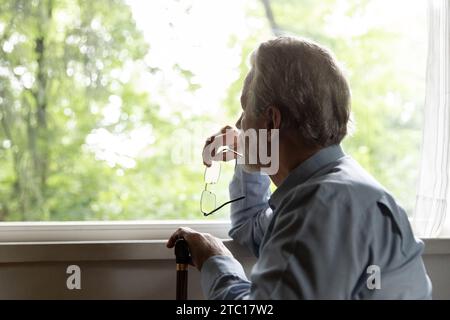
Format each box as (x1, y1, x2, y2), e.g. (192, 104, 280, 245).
(235, 70, 258, 173)
(236, 70, 280, 175)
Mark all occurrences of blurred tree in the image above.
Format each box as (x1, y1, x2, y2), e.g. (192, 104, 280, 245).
(0, 0, 157, 220)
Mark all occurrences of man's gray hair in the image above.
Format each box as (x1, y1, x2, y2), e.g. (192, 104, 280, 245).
(248, 36, 351, 147)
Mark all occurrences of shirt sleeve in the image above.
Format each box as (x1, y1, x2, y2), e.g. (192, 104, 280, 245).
(201, 255, 251, 300)
(228, 164, 273, 257)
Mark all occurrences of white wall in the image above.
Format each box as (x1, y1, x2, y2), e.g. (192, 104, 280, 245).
(0, 239, 449, 299)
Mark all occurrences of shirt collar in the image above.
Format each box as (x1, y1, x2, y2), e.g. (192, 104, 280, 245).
(269, 144, 346, 210)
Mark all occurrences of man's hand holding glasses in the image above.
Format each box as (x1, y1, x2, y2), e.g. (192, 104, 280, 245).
(201, 126, 245, 216)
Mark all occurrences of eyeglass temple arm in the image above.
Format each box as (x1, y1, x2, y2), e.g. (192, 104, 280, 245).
(203, 196, 245, 216)
(222, 146, 243, 158)
(215, 146, 243, 158)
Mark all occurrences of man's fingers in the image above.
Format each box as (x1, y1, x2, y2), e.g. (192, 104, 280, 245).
(166, 227, 193, 248)
(203, 127, 239, 166)
(203, 126, 232, 151)
(166, 233, 178, 248)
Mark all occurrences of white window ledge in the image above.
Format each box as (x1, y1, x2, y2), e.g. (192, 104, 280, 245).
(0, 221, 449, 264)
(0, 220, 231, 242)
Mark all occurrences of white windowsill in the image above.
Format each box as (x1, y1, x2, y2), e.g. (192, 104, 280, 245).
(0, 220, 231, 242)
(0, 220, 254, 264)
(0, 221, 449, 264)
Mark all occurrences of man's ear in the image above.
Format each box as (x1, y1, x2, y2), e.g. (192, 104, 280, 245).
(265, 105, 282, 130)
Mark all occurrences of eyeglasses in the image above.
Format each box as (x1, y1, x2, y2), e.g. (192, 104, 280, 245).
(201, 157, 245, 216)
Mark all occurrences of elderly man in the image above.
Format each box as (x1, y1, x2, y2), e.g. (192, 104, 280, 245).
(167, 37, 432, 299)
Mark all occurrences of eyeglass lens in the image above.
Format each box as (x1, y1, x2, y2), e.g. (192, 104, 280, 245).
(201, 190, 216, 214)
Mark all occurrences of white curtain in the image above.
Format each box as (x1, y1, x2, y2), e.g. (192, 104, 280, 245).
(414, 0, 450, 237)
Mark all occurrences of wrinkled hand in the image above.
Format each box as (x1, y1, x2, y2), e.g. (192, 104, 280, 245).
(202, 125, 240, 167)
(167, 227, 233, 271)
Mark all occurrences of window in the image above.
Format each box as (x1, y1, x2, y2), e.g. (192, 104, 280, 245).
(0, 0, 426, 222)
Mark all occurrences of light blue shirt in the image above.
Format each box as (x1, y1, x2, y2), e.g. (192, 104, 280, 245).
(201, 145, 432, 299)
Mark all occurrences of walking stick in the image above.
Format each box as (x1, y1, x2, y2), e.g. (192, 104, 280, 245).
(175, 238, 190, 300)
